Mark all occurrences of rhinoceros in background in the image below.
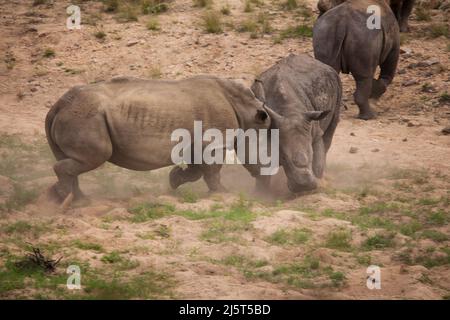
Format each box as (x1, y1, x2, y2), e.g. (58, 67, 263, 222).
(313, 0, 400, 120)
(389, 0, 416, 32)
(317, 0, 416, 32)
(45, 76, 270, 205)
(251, 54, 342, 193)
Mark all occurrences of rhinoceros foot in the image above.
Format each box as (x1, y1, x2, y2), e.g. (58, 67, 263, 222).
(357, 109, 377, 121)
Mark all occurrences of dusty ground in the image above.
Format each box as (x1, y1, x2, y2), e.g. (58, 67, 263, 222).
(0, 0, 449, 299)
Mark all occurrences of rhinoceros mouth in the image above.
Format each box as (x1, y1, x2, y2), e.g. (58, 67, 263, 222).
(284, 165, 318, 193)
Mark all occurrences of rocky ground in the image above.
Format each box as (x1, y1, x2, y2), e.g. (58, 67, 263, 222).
(0, 0, 449, 299)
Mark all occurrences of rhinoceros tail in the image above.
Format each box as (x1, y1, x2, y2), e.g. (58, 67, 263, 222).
(45, 100, 66, 161)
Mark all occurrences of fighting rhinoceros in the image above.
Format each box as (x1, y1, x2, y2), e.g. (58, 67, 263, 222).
(318, 0, 416, 32)
(313, 0, 400, 120)
(251, 54, 342, 193)
(45, 76, 270, 205)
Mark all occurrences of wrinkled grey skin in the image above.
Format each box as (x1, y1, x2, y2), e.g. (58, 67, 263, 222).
(45, 76, 270, 203)
(389, 0, 416, 32)
(251, 54, 342, 193)
(318, 0, 416, 33)
(317, 0, 346, 15)
(314, 0, 400, 120)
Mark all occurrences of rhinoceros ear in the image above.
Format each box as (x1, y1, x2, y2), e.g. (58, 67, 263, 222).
(262, 104, 283, 125)
(304, 110, 330, 121)
(255, 109, 269, 124)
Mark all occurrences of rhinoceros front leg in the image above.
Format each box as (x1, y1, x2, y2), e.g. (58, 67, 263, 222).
(354, 77, 376, 120)
(202, 164, 226, 192)
(169, 165, 203, 189)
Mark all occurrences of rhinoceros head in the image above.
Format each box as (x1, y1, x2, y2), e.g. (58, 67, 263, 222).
(264, 105, 330, 193)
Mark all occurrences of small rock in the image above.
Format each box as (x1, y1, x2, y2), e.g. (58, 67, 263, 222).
(400, 47, 412, 55)
(407, 120, 421, 127)
(418, 58, 439, 67)
(402, 79, 418, 87)
(126, 40, 139, 47)
(441, 126, 450, 135)
(397, 68, 407, 75)
(350, 132, 355, 136)
(371, 148, 380, 152)
(349, 147, 358, 154)
(402, 138, 408, 142)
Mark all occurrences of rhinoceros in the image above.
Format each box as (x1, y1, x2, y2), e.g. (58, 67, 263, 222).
(45, 76, 271, 205)
(313, 0, 400, 120)
(389, 0, 416, 32)
(318, 0, 416, 32)
(251, 54, 342, 193)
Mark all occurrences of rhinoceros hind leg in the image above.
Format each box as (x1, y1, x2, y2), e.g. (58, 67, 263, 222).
(51, 158, 106, 204)
(169, 165, 203, 189)
(203, 164, 226, 192)
(354, 77, 377, 120)
(370, 79, 387, 99)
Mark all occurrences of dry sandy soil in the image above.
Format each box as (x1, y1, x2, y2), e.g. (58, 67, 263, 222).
(0, 0, 449, 299)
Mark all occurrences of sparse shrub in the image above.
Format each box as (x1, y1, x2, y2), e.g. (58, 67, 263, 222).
(33, 0, 47, 6)
(439, 92, 450, 103)
(0, 184, 38, 213)
(74, 240, 104, 252)
(101, 251, 141, 270)
(149, 65, 162, 78)
(0, 220, 47, 237)
(154, 225, 170, 238)
(221, 4, 231, 15)
(244, 0, 253, 12)
(429, 24, 449, 38)
(324, 229, 352, 251)
(427, 211, 447, 226)
(257, 12, 272, 33)
(328, 271, 346, 287)
(421, 230, 448, 242)
(399, 221, 423, 236)
(279, 24, 313, 39)
(43, 48, 55, 58)
(362, 233, 395, 250)
(94, 30, 106, 39)
(101, 251, 123, 264)
(237, 13, 271, 37)
(238, 19, 258, 33)
(141, 0, 168, 14)
(177, 188, 198, 203)
(146, 18, 160, 30)
(267, 228, 311, 245)
(415, 6, 431, 21)
(193, 0, 213, 8)
(116, 4, 139, 22)
(128, 202, 175, 222)
(202, 11, 223, 33)
(103, 0, 119, 12)
(282, 0, 298, 10)
(4, 52, 16, 70)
